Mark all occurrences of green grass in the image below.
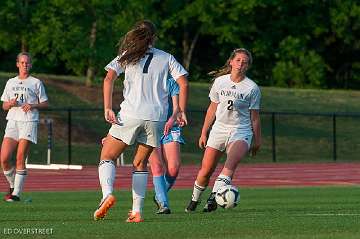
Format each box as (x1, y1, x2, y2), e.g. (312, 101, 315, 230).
(261, 87, 360, 113)
(187, 82, 360, 112)
(1, 75, 360, 165)
(1, 187, 360, 239)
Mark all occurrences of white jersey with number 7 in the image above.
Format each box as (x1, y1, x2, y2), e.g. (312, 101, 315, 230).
(105, 47, 188, 122)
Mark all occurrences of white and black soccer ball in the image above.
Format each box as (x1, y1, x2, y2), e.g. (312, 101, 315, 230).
(215, 185, 240, 209)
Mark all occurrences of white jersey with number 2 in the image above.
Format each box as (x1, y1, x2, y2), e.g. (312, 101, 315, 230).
(105, 47, 188, 122)
(209, 74, 261, 132)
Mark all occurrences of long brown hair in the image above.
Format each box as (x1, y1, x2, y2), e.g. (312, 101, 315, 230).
(208, 48, 253, 78)
(117, 20, 156, 67)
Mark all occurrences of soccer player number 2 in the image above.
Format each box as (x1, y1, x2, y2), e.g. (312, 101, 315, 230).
(143, 53, 153, 73)
(227, 100, 234, 110)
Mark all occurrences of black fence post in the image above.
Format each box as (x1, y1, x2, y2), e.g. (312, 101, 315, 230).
(333, 114, 337, 161)
(271, 112, 276, 162)
(68, 108, 72, 165)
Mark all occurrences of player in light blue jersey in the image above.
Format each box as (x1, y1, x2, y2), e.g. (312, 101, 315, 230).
(185, 48, 261, 213)
(148, 78, 185, 214)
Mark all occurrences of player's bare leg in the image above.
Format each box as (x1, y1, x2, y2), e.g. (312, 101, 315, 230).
(185, 147, 223, 212)
(162, 142, 181, 190)
(204, 140, 249, 212)
(1, 138, 18, 201)
(221, 140, 249, 177)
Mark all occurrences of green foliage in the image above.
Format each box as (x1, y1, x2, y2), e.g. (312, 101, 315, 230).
(330, 0, 360, 47)
(30, 1, 121, 77)
(272, 37, 326, 88)
(0, 0, 36, 51)
(0, 0, 359, 88)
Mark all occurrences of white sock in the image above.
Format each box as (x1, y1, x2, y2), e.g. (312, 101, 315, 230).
(98, 160, 116, 200)
(3, 167, 15, 188)
(132, 171, 149, 214)
(191, 181, 206, 202)
(12, 169, 27, 197)
(212, 174, 232, 193)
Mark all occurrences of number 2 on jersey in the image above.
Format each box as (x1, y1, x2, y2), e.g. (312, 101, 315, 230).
(143, 53, 153, 73)
(227, 100, 234, 110)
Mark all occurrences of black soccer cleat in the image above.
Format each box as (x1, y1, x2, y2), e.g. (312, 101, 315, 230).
(185, 200, 200, 213)
(153, 195, 161, 210)
(203, 193, 217, 212)
(156, 205, 171, 214)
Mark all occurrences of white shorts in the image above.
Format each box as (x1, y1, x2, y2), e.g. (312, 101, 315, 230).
(108, 115, 165, 147)
(4, 120, 38, 144)
(206, 126, 252, 152)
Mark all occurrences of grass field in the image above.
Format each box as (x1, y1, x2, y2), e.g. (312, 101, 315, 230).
(1, 187, 360, 239)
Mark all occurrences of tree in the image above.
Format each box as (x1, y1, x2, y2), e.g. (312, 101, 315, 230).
(272, 36, 326, 88)
(30, 0, 123, 86)
(327, 0, 360, 88)
(0, 0, 359, 89)
(159, 0, 262, 76)
(0, 0, 36, 52)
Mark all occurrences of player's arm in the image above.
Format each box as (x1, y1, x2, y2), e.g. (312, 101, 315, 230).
(103, 69, 118, 124)
(164, 95, 180, 135)
(21, 100, 49, 113)
(2, 98, 18, 111)
(199, 101, 218, 149)
(176, 75, 189, 126)
(33, 101, 49, 109)
(250, 109, 261, 156)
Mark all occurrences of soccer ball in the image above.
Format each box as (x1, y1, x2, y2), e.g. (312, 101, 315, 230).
(215, 185, 240, 209)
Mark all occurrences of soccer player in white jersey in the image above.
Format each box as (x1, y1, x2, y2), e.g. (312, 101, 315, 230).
(1, 52, 49, 202)
(148, 77, 185, 215)
(93, 20, 189, 223)
(185, 48, 261, 212)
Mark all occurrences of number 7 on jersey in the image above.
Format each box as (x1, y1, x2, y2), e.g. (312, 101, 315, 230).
(143, 53, 153, 73)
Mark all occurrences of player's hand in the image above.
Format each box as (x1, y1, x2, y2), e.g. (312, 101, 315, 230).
(104, 108, 117, 124)
(21, 103, 32, 112)
(251, 142, 261, 157)
(177, 111, 188, 127)
(164, 116, 175, 135)
(198, 134, 207, 149)
(8, 98, 18, 108)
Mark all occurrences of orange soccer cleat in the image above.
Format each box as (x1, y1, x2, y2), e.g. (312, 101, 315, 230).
(126, 211, 144, 223)
(93, 194, 116, 220)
